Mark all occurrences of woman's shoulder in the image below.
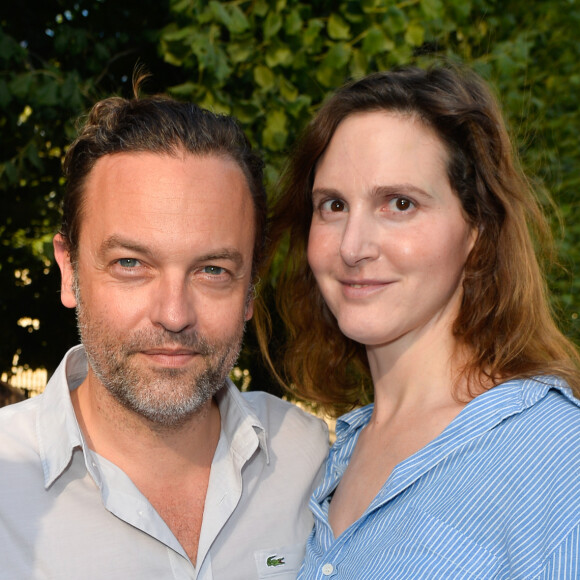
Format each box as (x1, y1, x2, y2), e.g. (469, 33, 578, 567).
(509, 375, 580, 426)
(481, 375, 580, 425)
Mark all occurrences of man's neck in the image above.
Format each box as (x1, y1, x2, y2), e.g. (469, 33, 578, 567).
(70, 371, 222, 565)
(70, 372, 221, 470)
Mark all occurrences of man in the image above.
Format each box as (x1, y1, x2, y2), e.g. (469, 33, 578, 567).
(0, 89, 328, 579)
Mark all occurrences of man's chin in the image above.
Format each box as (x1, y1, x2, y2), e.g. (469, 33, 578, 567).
(103, 369, 226, 428)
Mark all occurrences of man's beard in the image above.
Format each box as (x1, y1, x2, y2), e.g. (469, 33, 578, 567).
(75, 289, 245, 429)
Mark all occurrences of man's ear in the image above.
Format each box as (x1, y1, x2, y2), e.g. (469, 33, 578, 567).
(53, 233, 78, 309)
(244, 297, 254, 322)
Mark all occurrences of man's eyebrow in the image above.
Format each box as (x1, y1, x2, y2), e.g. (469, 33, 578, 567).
(99, 235, 152, 256)
(99, 236, 245, 266)
(197, 249, 244, 266)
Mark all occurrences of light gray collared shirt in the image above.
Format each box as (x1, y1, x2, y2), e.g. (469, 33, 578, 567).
(0, 346, 328, 579)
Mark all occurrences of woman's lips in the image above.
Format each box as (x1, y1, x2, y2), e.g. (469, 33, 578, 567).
(340, 279, 392, 298)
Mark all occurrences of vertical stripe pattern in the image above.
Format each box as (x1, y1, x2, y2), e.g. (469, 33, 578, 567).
(299, 377, 580, 579)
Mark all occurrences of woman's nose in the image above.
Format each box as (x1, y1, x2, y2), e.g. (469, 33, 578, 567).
(339, 212, 380, 267)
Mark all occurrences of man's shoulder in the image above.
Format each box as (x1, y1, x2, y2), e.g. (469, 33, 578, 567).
(238, 390, 329, 490)
(0, 396, 39, 437)
(0, 395, 42, 468)
(242, 390, 328, 438)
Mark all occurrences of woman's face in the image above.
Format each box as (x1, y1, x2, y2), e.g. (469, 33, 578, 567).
(307, 111, 477, 349)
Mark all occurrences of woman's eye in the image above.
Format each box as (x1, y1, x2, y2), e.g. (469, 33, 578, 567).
(118, 258, 140, 268)
(203, 265, 225, 275)
(390, 197, 415, 212)
(321, 199, 347, 212)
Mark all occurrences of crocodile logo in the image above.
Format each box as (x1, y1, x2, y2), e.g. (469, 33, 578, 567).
(266, 555, 286, 567)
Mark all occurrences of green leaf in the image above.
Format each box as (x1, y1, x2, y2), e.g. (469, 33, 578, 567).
(383, 7, 407, 35)
(286, 94, 311, 118)
(60, 75, 83, 109)
(361, 0, 385, 12)
(228, 5, 250, 33)
(405, 22, 425, 47)
(448, 0, 472, 19)
(362, 26, 389, 55)
(208, 1, 249, 34)
(227, 42, 255, 64)
(323, 43, 352, 69)
(265, 46, 294, 68)
(303, 19, 325, 47)
(285, 8, 303, 35)
(420, 0, 444, 20)
(161, 24, 199, 42)
(36, 82, 60, 107)
(253, 0, 269, 18)
(168, 81, 201, 99)
(212, 47, 233, 83)
(350, 49, 368, 78)
(279, 78, 298, 101)
(0, 30, 24, 64)
(254, 66, 276, 90)
(209, 1, 231, 26)
(264, 13, 283, 38)
(262, 109, 288, 151)
(9, 75, 33, 99)
(26, 144, 43, 172)
(1, 162, 18, 185)
(328, 14, 351, 40)
(231, 102, 261, 124)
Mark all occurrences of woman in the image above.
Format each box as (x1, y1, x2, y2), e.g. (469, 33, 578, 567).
(258, 65, 580, 578)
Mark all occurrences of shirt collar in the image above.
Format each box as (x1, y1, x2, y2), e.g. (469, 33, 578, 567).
(333, 375, 579, 447)
(36, 346, 270, 489)
(334, 404, 373, 449)
(37, 345, 88, 489)
(324, 376, 580, 509)
(215, 378, 270, 464)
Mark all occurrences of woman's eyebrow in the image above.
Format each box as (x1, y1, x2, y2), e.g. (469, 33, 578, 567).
(371, 183, 431, 199)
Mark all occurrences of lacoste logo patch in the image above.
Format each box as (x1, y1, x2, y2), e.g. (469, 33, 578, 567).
(266, 554, 286, 567)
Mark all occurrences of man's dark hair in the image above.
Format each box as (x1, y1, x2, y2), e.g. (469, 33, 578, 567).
(61, 88, 266, 278)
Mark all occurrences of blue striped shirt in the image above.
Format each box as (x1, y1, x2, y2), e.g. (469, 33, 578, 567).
(299, 377, 580, 579)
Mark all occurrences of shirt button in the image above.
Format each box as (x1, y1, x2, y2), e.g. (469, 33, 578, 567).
(322, 563, 334, 575)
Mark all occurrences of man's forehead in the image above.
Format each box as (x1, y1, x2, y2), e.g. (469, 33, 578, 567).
(82, 151, 251, 205)
(77, 151, 256, 250)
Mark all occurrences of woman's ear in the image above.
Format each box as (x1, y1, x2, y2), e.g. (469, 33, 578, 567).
(53, 234, 78, 309)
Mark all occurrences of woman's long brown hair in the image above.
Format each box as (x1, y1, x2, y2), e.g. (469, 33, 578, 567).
(256, 64, 580, 416)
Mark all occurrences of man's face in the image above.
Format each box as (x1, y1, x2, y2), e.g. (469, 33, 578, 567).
(55, 152, 256, 427)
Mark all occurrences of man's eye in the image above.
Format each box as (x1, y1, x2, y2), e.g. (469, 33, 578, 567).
(203, 266, 225, 275)
(321, 199, 347, 212)
(118, 258, 140, 268)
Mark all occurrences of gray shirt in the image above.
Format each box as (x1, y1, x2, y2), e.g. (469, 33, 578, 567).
(0, 346, 328, 579)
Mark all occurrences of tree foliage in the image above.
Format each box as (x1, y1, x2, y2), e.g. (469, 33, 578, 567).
(1, 0, 578, 383)
(0, 0, 181, 374)
(160, 0, 580, 355)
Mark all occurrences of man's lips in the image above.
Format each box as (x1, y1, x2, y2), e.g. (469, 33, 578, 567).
(141, 348, 197, 356)
(138, 348, 200, 368)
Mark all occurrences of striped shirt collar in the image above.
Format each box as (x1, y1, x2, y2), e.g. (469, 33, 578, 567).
(324, 376, 578, 508)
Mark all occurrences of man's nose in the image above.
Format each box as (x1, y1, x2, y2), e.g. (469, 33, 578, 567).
(150, 273, 195, 334)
